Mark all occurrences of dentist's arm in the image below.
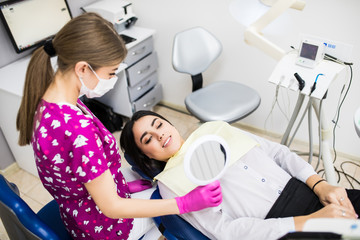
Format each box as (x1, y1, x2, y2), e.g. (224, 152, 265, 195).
(84, 169, 222, 219)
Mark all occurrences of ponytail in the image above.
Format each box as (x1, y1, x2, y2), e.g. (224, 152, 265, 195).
(16, 12, 126, 146)
(16, 47, 54, 146)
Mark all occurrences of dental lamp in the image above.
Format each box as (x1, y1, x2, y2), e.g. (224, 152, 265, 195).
(238, 0, 306, 61)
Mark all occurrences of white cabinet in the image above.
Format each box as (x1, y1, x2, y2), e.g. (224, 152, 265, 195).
(98, 26, 163, 117)
(0, 56, 38, 176)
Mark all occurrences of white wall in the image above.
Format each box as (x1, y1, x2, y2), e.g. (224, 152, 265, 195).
(129, 0, 360, 159)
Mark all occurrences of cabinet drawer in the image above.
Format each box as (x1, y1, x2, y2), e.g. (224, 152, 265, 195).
(126, 52, 158, 87)
(124, 37, 154, 66)
(128, 71, 158, 102)
(133, 84, 163, 112)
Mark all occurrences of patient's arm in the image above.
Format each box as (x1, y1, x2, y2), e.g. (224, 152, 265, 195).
(159, 181, 357, 239)
(240, 130, 316, 183)
(158, 181, 295, 240)
(240, 131, 356, 216)
(309, 175, 356, 214)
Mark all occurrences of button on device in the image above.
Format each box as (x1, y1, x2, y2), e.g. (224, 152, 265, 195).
(261, 178, 265, 182)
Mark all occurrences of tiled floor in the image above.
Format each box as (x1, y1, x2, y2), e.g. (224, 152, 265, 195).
(1, 104, 359, 240)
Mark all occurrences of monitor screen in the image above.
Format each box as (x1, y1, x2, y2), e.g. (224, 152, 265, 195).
(0, 0, 72, 53)
(299, 42, 319, 61)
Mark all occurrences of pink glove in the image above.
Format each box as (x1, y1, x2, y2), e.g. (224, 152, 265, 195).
(127, 179, 153, 193)
(175, 180, 222, 214)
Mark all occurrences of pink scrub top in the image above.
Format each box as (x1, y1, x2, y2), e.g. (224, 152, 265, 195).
(31, 99, 133, 239)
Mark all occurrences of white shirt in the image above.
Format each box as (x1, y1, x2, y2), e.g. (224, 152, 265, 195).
(158, 127, 317, 240)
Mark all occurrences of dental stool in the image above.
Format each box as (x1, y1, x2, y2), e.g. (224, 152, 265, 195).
(172, 27, 261, 123)
(0, 174, 72, 240)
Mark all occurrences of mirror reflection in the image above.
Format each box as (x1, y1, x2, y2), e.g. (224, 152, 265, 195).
(189, 141, 227, 182)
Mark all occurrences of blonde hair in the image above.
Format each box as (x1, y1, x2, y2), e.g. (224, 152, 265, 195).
(16, 12, 127, 146)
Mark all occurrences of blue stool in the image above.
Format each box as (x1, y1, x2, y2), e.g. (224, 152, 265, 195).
(0, 174, 72, 240)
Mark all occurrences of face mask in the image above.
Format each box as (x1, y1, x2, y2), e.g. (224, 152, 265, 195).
(79, 64, 118, 98)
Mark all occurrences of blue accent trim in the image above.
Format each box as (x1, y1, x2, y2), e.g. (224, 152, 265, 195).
(315, 73, 324, 83)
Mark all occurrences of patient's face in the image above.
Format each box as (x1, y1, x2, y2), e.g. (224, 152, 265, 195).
(133, 115, 184, 161)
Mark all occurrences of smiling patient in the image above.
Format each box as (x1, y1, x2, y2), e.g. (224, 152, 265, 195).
(120, 110, 360, 240)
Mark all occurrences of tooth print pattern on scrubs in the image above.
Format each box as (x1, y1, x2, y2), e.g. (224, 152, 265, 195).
(31, 99, 133, 240)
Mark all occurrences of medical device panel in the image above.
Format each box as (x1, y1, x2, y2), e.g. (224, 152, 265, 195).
(296, 39, 324, 68)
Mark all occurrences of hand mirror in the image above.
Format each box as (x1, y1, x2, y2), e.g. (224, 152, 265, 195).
(184, 135, 230, 186)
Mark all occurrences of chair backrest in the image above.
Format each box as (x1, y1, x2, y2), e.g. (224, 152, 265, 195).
(151, 187, 210, 240)
(172, 27, 222, 76)
(0, 174, 69, 240)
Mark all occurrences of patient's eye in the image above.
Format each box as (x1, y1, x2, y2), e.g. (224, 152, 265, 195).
(156, 122, 163, 129)
(145, 135, 152, 144)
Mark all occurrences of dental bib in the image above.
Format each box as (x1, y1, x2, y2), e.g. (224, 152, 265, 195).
(155, 121, 259, 196)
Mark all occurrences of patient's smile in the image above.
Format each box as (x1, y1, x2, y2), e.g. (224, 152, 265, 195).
(133, 115, 184, 161)
(163, 136, 171, 148)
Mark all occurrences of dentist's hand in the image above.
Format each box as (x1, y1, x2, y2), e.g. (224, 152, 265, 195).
(175, 180, 222, 214)
(127, 179, 153, 193)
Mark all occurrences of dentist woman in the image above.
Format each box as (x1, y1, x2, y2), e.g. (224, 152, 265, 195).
(16, 13, 221, 240)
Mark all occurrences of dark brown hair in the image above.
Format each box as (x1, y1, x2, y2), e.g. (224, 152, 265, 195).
(16, 12, 127, 145)
(120, 111, 171, 179)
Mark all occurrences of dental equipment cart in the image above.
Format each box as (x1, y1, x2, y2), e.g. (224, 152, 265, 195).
(268, 52, 346, 185)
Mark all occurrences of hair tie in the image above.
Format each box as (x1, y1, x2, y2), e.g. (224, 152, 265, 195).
(311, 179, 326, 191)
(43, 39, 56, 57)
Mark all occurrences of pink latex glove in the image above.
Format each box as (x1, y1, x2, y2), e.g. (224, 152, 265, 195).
(127, 179, 153, 193)
(175, 180, 222, 214)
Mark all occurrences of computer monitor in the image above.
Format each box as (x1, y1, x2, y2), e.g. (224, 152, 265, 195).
(0, 0, 72, 53)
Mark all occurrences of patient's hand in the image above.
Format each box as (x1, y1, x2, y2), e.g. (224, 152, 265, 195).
(294, 203, 358, 231)
(310, 203, 357, 219)
(314, 182, 356, 215)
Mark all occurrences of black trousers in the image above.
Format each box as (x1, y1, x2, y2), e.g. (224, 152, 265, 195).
(265, 178, 360, 219)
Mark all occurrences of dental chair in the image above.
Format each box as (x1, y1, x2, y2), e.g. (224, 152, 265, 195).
(172, 27, 261, 123)
(125, 153, 209, 240)
(150, 186, 210, 240)
(0, 174, 72, 240)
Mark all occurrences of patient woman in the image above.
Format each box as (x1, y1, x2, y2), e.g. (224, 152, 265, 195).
(120, 110, 360, 240)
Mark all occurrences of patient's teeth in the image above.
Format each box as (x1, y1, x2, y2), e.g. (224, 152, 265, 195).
(163, 137, 171, 148)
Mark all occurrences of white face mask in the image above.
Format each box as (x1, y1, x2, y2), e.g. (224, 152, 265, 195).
(79, 64, 118, 98)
